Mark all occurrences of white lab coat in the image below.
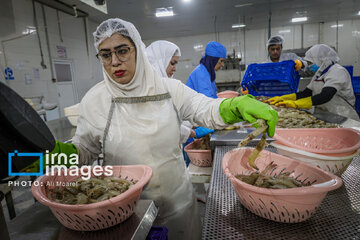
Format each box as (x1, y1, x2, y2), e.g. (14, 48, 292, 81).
(146, 40, 193, 144)
(303, 44, 359, 121)
(307, 63, 359, 120)
(73, 18, 228, 239)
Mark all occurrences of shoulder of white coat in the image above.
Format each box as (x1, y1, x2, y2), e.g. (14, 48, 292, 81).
(79, 81, 111, 126)
(161, 77, 186, 94)
(327, 64, 351, 79)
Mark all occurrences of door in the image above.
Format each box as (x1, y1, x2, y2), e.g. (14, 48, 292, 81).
(54, 61, 77, 118)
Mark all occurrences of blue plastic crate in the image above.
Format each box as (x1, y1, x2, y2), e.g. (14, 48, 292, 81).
(241, 60, 300, 96)
(352, 76, 360, 93)
(146, 226, 168, 240)
(355, 93, 360, 118)
(343, 65, 353, 78)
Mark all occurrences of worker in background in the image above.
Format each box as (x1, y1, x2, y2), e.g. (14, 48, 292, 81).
(186, 41, 226, 98)
(266, 35, 307, 75)
(23, 18, 278, 239)
(265, 44, 359, 121)
(145, 40, 214, 163)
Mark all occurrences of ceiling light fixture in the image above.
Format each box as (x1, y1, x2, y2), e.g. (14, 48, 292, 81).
(331, 24, 344, 28)
(234, 3, 253, 8)
(155, 7, 174, 17)
(182, 0, 191, 2)
(193, 44, 204, 51)
(279, 29, 291, 33)
(232, 24, 246, 28)
(358, 11, 360, 15)
(291, 17, 308, 23)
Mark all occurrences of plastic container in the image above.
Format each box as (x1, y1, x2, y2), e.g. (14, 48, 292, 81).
(184, 139, 212, 167)
(351, 77, 360, 117)
(241, 60, 300, 96)
(146, 226, 168, 240)
(222, 148, 343, 223)
(64, 103, 79, 126)
(273, 128, 360, 155)
(343, 65, 353, 78)
(270, 141, 359, 175)
(31, 165, 153, 231)
(217, 90, 239, 98)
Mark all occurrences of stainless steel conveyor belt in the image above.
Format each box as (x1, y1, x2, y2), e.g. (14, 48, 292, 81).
(202, 145, 360, 239)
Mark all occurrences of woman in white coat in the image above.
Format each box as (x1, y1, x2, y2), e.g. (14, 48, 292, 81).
(266, 44, 359, 120)
(71, 18, 278, 239)
(145, 40, 214, 144)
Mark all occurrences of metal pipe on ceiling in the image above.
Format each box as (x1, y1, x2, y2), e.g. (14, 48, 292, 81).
(268, 11, 272, 39)
(41, 4, 55, 81)
(336, 20, 339, 51)
(56, 10, 64, 42)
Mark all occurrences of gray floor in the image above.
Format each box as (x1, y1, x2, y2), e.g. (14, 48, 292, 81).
(1, 176, 35, 222)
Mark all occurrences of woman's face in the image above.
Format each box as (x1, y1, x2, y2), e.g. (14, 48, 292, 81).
(166, 56, 179, 77)
(98, 33, 136, 84)
(214, 58, 225, 71)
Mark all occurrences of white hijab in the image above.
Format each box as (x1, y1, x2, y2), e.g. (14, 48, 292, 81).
(304, 44, 340, 73)
(93, 18, 165, 97)
(145, 40, 181, 78)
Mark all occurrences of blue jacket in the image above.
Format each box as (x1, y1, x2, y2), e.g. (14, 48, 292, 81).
(186, 64, 217, 99)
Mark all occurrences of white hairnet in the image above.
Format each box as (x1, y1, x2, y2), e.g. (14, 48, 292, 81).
(146, 40, 181, 78)
(93, 18, 145, 53)
(267, 35, 284, 48)
(92, 18, 160, 97)
(303, 44, 340, 67)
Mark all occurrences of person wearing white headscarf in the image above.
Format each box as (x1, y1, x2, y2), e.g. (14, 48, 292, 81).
(146, 41, 214, 144)
(265, 44, 359, 120)
(146, 40, 180, 79)
(71, 18, 278, 239)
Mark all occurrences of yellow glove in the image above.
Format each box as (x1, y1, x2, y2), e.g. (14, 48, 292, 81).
(294, 60, 303, 71)
(275, 97, 312, 109)
(241, 87, 249, 95)
(263, 93, 296, 105)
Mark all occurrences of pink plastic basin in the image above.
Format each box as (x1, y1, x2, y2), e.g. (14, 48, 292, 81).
(184, 139, 212, 167)
(273, 128, 360, 155)
(32, 165, 152, 231)
(217, 90, 239, 99)
(222, 148, 342, 223)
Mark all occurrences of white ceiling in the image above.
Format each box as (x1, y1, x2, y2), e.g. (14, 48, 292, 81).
(87, 0, 360, 40)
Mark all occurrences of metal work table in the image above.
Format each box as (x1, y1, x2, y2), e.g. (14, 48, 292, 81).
(8, 199, 158, 240)
(46, 117, 76, 142)
(202, 145, 360, 239)
(210, 128, 273, 150)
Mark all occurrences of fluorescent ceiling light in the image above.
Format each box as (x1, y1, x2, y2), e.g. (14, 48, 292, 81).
(331, 24, 343, 28)
(22, 26, 36, 35)
(234, 3, 253, 8)
(279, 29, 291, 33)
(232, 24, 246, 28)
(358, 11, 360, 15)
(291, 17, 307, 23)
(182, 0, 191, 2)
(155, 7, 174, 17)
(193, 44, 203, 50)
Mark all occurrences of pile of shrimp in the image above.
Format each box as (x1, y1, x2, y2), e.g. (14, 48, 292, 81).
(46, 177, 137, 205)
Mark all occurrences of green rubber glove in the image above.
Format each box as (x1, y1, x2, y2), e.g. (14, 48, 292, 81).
(219, 95, 278, 137)
(21, 141, 78, 173)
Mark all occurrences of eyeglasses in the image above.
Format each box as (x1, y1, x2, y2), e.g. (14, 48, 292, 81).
(96, 46, 135, 65)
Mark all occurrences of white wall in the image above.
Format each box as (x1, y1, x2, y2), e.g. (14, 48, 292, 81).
(2, 0, 360, 111)
(144, 19, 360, 83)
(0, 0, 103, 109)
